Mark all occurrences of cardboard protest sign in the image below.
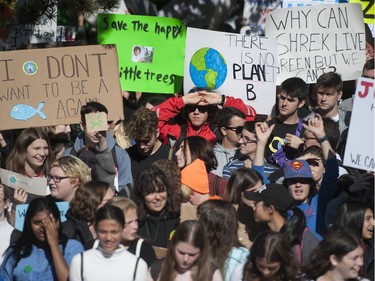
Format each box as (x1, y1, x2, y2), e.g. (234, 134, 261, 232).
(266, 3, 366, 84)
(15, 202, 69, 231)
(0, 45, 124, 130)
(85, 112, 108, 131)
(350, 0, 374, 24)
(343, 77, 374, 172)
(184, 27, 278, 114)
(97, 14, 186, 94)
(0, 169, 48, 196)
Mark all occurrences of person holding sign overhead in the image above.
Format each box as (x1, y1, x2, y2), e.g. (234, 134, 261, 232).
(151, 88, 256, 150)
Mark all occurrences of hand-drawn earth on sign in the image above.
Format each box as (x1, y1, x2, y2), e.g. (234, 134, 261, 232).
(189, 47, 227, 89)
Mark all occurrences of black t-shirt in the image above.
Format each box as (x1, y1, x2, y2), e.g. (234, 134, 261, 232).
(126, 143, 176, 180)
(265, 117, 304, 166)
(128, 238, 157, 267)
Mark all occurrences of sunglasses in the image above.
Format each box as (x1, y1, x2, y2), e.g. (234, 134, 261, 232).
(242, 135, 257, 144)
(186, 105, 208, 113)
(225, 126, 244, 135)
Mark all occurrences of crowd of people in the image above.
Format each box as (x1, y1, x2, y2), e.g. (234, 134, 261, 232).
(0, 58, 374, 281)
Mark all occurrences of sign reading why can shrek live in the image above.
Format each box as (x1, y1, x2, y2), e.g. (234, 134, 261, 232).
(265, 3, 366, 84)
(184, 27, 278, 115)
(0, 45, 124, 130)
(97, 14, 186, 94)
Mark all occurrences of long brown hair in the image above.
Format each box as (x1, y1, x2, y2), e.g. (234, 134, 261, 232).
(6, 127, 51, 176)
(159, 220, 218, 281)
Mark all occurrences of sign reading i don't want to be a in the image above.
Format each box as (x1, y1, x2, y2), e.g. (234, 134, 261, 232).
(0, 45, 124, 130)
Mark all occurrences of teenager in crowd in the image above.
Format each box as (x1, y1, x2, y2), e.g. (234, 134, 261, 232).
(47, 155, 91, 203)
(303, 230, 368, 281)
(132, 166, 180, 248)
(6, 127, 52, 204)
(69, 205, 147, 281)
(231, 231, 301, 281)
(62, 181, 115, 249)
(108, 197, 156, 267)
(1, 197, 83, 281)
(156, 220, 223, 281)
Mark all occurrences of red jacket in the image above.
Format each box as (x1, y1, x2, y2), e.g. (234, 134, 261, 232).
(152, 96, 256, 147)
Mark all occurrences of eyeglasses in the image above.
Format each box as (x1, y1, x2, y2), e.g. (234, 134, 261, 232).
(241, 135, 257, 144)
(47, 174, 70, 183)
(225, 126, 244, 135)
(186, 105, 208, 113)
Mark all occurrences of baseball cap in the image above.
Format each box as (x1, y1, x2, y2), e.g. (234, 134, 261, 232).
(283, 160, 313, 179)
(244, 183, 294, 211)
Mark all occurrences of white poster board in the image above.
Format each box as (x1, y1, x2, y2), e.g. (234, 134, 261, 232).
(343, 77, 374, 171)
(265, 3, 366, 84)
(283, 0, 338, 8)
(184, 27, 278, 115)
(0, 169, 48, 196)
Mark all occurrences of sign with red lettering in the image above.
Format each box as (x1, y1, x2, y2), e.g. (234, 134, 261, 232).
(344, 77, 374, 171)
(0, 45, 124, 130)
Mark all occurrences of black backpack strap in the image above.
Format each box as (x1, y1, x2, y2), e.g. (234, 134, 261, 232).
(81, 252, 84, 281)
(111, 146, 118, 168)
(209, 123, 221, 143)
(174, 124, 187, 150)
(69, 147, 77, 156)
(133, 257, 140, 281)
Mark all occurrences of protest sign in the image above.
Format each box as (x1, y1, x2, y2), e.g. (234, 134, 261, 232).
(0, 169, 48, 196)
(184, 27, 278, 114)
(350, 0, 374, 24)
(86, 112, 108, 131)
(343, 77, 374, 172)
(266, 3, 366, 84)
(97, 14, 186, 94)
(15, 202, 69, 231)
(283, 0, 338, 8)
(6, 0, 57, 49)
(0, 45, 123, 130)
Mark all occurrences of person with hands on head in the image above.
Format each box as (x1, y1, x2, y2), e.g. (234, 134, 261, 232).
(1, 197, 83, 281)
(151, 88, 256, 149)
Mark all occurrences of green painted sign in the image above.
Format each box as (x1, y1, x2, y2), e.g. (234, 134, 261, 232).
(97, 14, 186, 94)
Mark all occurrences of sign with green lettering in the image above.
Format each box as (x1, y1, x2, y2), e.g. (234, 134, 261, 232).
(97, 14, 186, 94)
(0, 45, 124, 130)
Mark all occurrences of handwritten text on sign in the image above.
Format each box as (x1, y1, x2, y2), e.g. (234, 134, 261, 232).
(266, 3, 366, 84)
(97, 14, 186, 94)
(184, 27, 277, 115)
(0, 45, 123, 130)
(343, 77, 374, 171)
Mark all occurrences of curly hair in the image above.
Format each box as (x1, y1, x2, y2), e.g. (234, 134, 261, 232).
(132, 166, 180, 225)
(50, 155, 91, 185)
(197, 200, 242, 273)
(242, 231, 301, 281)
(159, 220, 218, 281)
(152, 159, 181, 198)
(6, 127, 51, 176)
(126, 106, 158, 140)
(69, 181, 110, 224)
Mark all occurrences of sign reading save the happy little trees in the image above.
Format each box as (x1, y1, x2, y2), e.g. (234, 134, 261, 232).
(0, 45, 124, 130)
(97, 14, 186, 94)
